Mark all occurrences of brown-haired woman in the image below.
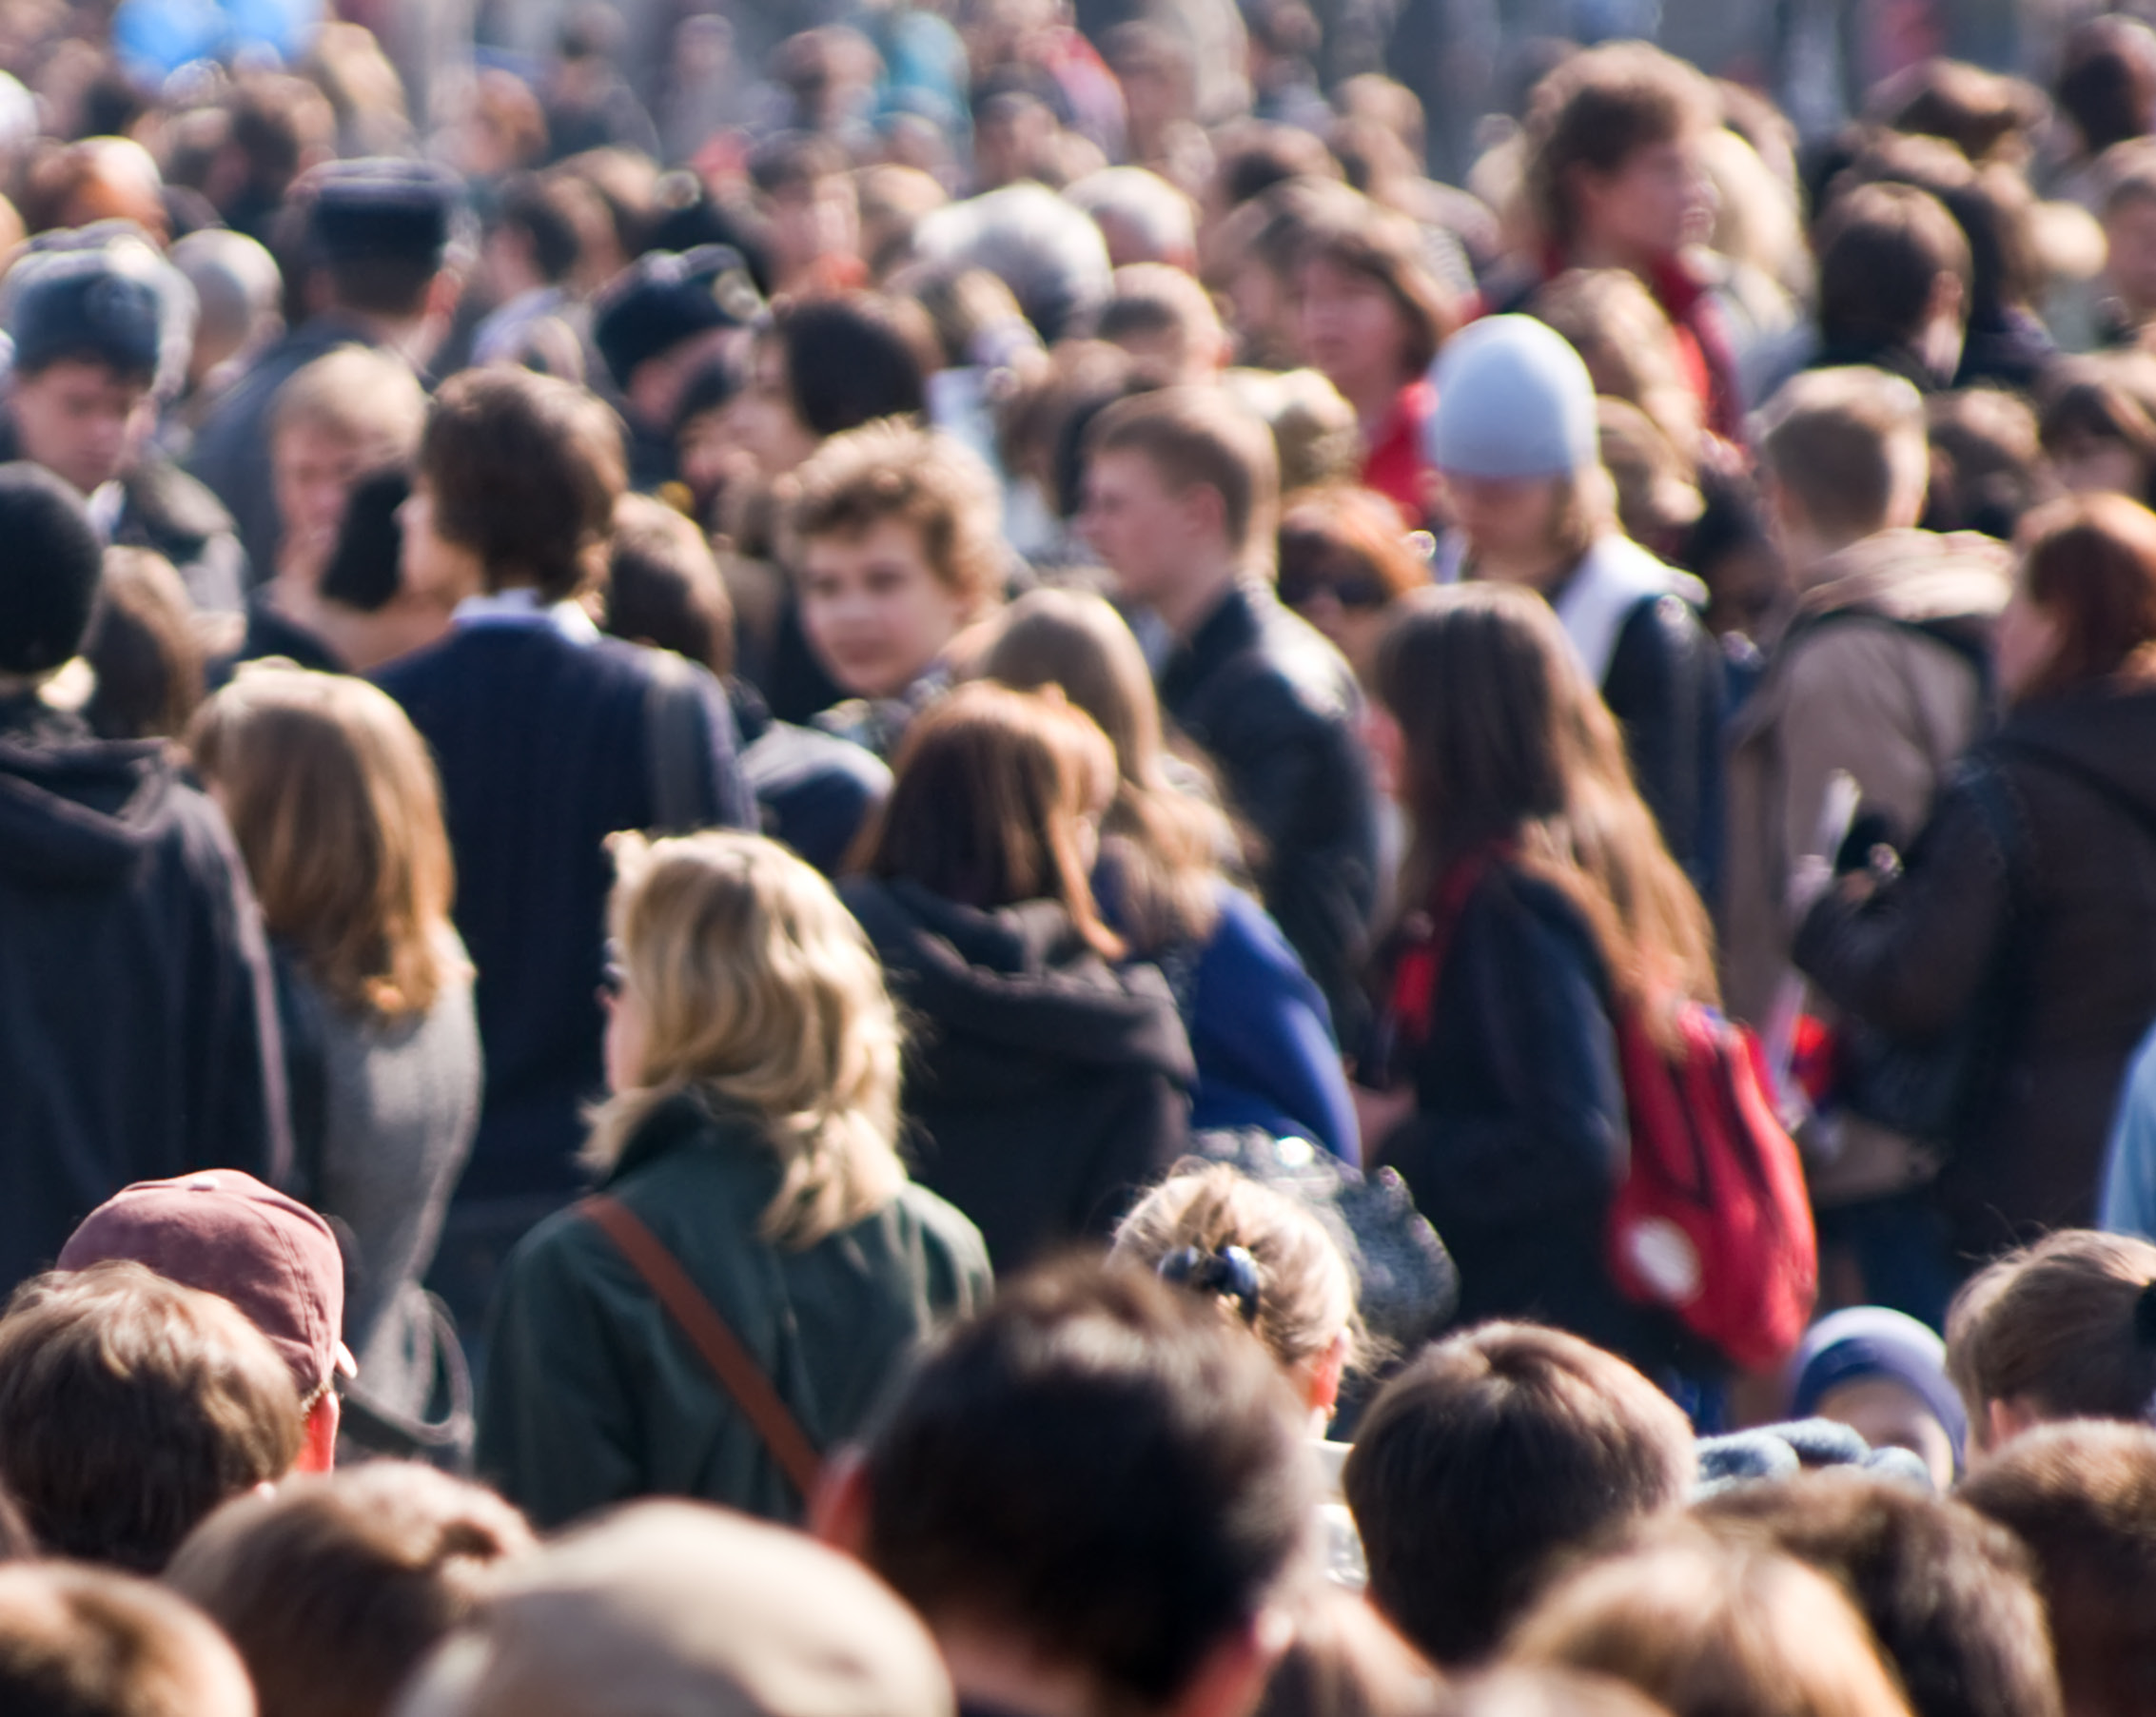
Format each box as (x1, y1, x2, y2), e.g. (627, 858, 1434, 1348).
(1796, 493, 2156, 1261)
(1276, 484, 1431, 687)
(842, 680, 1195, 1268)
(190, 665, 480, 1425)
(1353, 583, 1716, 1377)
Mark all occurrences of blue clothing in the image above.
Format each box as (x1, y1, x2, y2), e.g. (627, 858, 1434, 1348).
(2101, 1019, 2156, 1242)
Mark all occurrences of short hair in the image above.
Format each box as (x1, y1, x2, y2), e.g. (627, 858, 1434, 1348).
(1694, 1471, 2061, 1717)
(1945, 1228, 2156, 1434)
(604, 492, 735, 676)
(271, 345, 427, 460)
(1342, 1322, 1696, 1666)
(1756, 366, 1931, 542)
(0, 1562, 255, 1717)
(1522, 44, 1717, 249)
(770, 294, 931, 439)
(1814, 182, 1972, 353)
(2058, 18, 2156, 159)
(1924, 387, 2045, 540)
(858, 1259, 1313, 1711)
(1869, 59, 2044, 166)
(787, 418, 1004, 615)
(1086, 384, 1282, 566)
(165, 1464, 535, 1717)
(0, 1263, 303, 1573)
(418, 365, 625, 601)
(1097, 263, 1225, 379)
(1958, 1421, 2156, 1717)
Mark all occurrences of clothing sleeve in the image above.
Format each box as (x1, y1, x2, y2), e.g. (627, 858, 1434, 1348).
(1602, 594, 1722, 891)
(1791, 777, 2014, 1044)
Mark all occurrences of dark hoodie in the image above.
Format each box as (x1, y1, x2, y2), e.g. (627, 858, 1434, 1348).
(0, 697, 285, 1293)
(1796, 683, 2156, 1258)
(840, 878, 1195, 1270)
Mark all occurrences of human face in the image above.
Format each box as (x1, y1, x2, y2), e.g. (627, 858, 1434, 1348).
(2107, 195, 2156, 319)
(1438, 472, 1573, 574)
(1813, 1376, 1957, 1493)
(397, 476, 487, 606)
(1996, 582, 2062, 701)
(2050, 435, 2147, 500)
(799, 516, 971, 700)
(1078, 447, 1197, 609)
(1572, 133, 1715, 268)
(1296, 253, 1414, 400)
(10, 360, 154, 496)
(274, 421, 389, 585)
(721, 337, 821, 479)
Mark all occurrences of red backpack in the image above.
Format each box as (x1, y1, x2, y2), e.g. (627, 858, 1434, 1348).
(1384, 853, 1816, 1374)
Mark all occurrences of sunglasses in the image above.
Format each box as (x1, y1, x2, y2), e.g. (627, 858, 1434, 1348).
(1279, 570, 1393, 612)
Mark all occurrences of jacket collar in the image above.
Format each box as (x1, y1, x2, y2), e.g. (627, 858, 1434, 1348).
(604, 1087, 767, 1185)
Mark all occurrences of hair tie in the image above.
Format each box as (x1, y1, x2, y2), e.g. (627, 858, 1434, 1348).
(1159, 1245, 1262, 1326)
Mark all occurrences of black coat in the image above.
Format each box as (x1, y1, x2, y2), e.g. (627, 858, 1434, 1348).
(1158, 582, 1382, 1044)
(842, 879, 1195, 1270)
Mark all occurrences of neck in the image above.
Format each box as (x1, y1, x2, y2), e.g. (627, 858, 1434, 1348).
(1472, 541, 1580, 595)
(935, 1625, 1107, 1717)
(1152, 556, 1244, 640)
(1340, 372, 1403, 440)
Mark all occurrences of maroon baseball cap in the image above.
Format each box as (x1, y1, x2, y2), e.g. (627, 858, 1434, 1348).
(58, 1171, 355, 1399)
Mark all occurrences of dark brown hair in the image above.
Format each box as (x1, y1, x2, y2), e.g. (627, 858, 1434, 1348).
(1293, 196, 1455, 381)
(0, 1263, 303, 1573)
(1522, 43, 1715, 251)
(1814, 182, 1972, 353)
(81, 549, 206, 742)
(1087, 384, 1282, 566)
(2014, 493, 2156, 700)
(418, 365, 626, 602)
(604, 491, 735, 676)
(0, 1561, 254, 1717)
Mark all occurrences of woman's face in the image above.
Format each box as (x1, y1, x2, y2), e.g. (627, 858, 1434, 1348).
(722, 338, 821, 480)
(601, 966, 649, 1096)
(1295, 254, 1413, 400)
(1997, 583, 2062, 700)
(1439, 472, 1573, 571)
(799, 516, 972, 700)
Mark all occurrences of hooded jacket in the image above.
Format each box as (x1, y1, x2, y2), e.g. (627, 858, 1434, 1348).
(1796, 685, 2156, 1258)
(0, 698, 285, 1292)
(842, 878, 1195, 1269)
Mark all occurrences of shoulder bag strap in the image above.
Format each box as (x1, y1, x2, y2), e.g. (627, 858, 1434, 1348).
(578, 1194, 824, 1499)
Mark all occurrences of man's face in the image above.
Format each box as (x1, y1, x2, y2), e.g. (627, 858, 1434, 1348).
(10, 359, 153, 496)
(1436, 470, 1572, 570)
(1079, 447, 1203, 607)
(273, 420, 391, 583)
(798, 516, 971, 700)
(2107, 195, 2156, 315)
(1573, 132, 1715, 267)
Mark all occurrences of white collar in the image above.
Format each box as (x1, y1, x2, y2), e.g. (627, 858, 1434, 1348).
(451, 587, 602, 645)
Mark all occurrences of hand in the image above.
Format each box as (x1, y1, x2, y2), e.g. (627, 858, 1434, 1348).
(1352, 1083, 1415, 1161)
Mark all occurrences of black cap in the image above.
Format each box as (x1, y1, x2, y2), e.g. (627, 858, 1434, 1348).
(304, 158, 462, 268)
(0, 462, 105, 674)
(592, 245, 763, 390)
(3, 224, 187, 389)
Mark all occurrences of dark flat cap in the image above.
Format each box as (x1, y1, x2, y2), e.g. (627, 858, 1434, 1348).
(2, 223, 191, 391)
(592, 244, 763, 389)
(305, 157, 463, 266)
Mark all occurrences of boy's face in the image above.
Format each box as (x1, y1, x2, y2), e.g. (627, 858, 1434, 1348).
(798, 515, 971, 700)
(1079, 446, 1214, 607)
(2106, 193, 2156, 314)
(1571, 131, 1715, 268)
(9, 359, 153, 498)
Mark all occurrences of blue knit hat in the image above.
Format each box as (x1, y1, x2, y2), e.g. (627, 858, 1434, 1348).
(1423, 313, 1598, 479)
(1788, 1305, 1968, 1474)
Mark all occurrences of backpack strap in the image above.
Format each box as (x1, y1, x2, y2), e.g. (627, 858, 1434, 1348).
(578, 1194, 823, 1500)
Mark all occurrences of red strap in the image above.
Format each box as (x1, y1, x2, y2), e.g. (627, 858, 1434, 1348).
(579, 1194, 824, 1500)
(1387, 851, 1499, 1048)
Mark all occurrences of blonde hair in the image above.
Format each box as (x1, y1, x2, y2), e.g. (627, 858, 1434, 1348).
(270, 345, 427, 461)
(1531, 268, 1704, 459)
(583, 830, 906, 1250)
(189, 665, 461, 1019)
(1112, 1162, 1369, 1376)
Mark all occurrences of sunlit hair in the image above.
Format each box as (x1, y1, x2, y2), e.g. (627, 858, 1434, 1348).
(854, 680, 1125, 960)
(2014, 492, 2156, 702)
(584, 831, 906, 1249)
(1112, 1161, 1370, 1376)
(1375, 584, 1716, 1029)
(190, 665, 461, 1019)
(982, 588, 1228, 951)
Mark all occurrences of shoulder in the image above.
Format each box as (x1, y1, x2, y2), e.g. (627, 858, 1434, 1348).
(891, 1180, 995, 1283)
(1206, 595, 1362, 732)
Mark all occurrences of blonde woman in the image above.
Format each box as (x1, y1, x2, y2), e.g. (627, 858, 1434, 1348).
(477, 830, 991, 1529)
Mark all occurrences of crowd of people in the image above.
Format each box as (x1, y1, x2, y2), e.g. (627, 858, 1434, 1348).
(15, 0, 2156, 1713)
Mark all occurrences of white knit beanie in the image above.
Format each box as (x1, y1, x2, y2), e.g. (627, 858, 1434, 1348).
(1423, 313, 1599, 479)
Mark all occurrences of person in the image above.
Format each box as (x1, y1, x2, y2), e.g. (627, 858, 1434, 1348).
(80, 547, 207, 740)
(479, 829, 991, 1528)
(2037, 364, 2156, 502)
(1353, 584, 1715, 1375)
(1506, 1533, 1915, 1717)
(396, 1501, 954, 1717)
(0, 1262, 303, 1572)
(1342, 1322, 1695, 1668)
(1098, 262, 1231, 382)
(817, 1259, 1312, 1717)
(166, 1465, 536, 1717)
(1423, 315, 1724, 893)
(842, 682, 1193, 1266)
(2091, 139, 2156, 348)
(1434, 1670, 1675, 1717)
(982, 587, 1356, 1156)
(1275, 485, 1430, 690)
(187, 668, 480, 1430)
(0, 1561, 257, 1717)
(787, 417, 1006, 757)
(1783, 1307, 1968, 1490)
(189, 159, 463, 577)
(0, 461, 286, 1296)
(1694, 1472, 2063, 1717)
(1806, 183, 1974, 392)
(375, 366, 755, 1336)
(1793, 494, 2156, 1260)
(0, 226, 249, 614)
(590, 244, 763, 491)
(468, 171, 591, 376)
(1081, 384, 1382, 1042)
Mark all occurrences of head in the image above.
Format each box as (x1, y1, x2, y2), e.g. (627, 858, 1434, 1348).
(168, 228, 284, 386)
(1433, 1669, 1675, 1717)
(1220, 367, 1362, 496)
(726, 293, 932, 481)
(1694, 1472, 2060, 1717)
(166, 1465, 534, 1717)
(189, 666, 459, 1022)
(1252, 1590, 1444, 1717)
(787, 418, 1003, 700)
(269, 347, 426, 586)
(1276, 485, 1427, 682)
(1958, 1422, 2156, 1717)
(1945, 1228, 2156, 1461)
(1529, 268, 1703, 459)
(1813, 184, 1970, 384)
(1785, 1307, 1967, 1490)
(0, 1263, 303, 1573)
(401, 1501, 950, 1717)
(0, 1562, 256, 1717)
(751, 133, 860, 291)
(590, 245, 762, 433)
(590, 831, 906, 1249)
(831, 1259, 1312, 1717)
(404, 366, 625, 605)
(2038, 370, 2156, 502)
(1756, 367, 1931, 567)
(81, 548, 206, 742)
(1291, 199, 1454, 402)
(1870, 59, 2044, 167)
(2097, 141, 2156, 318)
(1099, 263, 1230, 383)
(1068, 167, 1199, 271)
(2000, 493, 2156, 704)
(603, 492, 735, 676)
(0, 460, 108, 690)
(295, 158, 461, 330)
(1506, 1532, 1913, 1717)
(856, 680, 1122, 957)
(1924, 387, 2048, 542)
(1082, 385, 1282, 614)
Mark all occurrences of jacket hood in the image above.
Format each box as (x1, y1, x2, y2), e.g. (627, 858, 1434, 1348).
(1793, 529, 2014, 630)
(843, 877, 1196, 1084)
(0, 714, 180, 887)
(1995, 684, 2156, 827)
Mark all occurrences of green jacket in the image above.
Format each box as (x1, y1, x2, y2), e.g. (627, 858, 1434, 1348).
(476, 1092, 992, 1530)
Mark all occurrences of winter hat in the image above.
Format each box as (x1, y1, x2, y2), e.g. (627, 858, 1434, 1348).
(0, 462, 105, 675)
(591, 244, 764, 391)
(1787, 1304, 1968, 1473)
(1424, 313, 1598, 480)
